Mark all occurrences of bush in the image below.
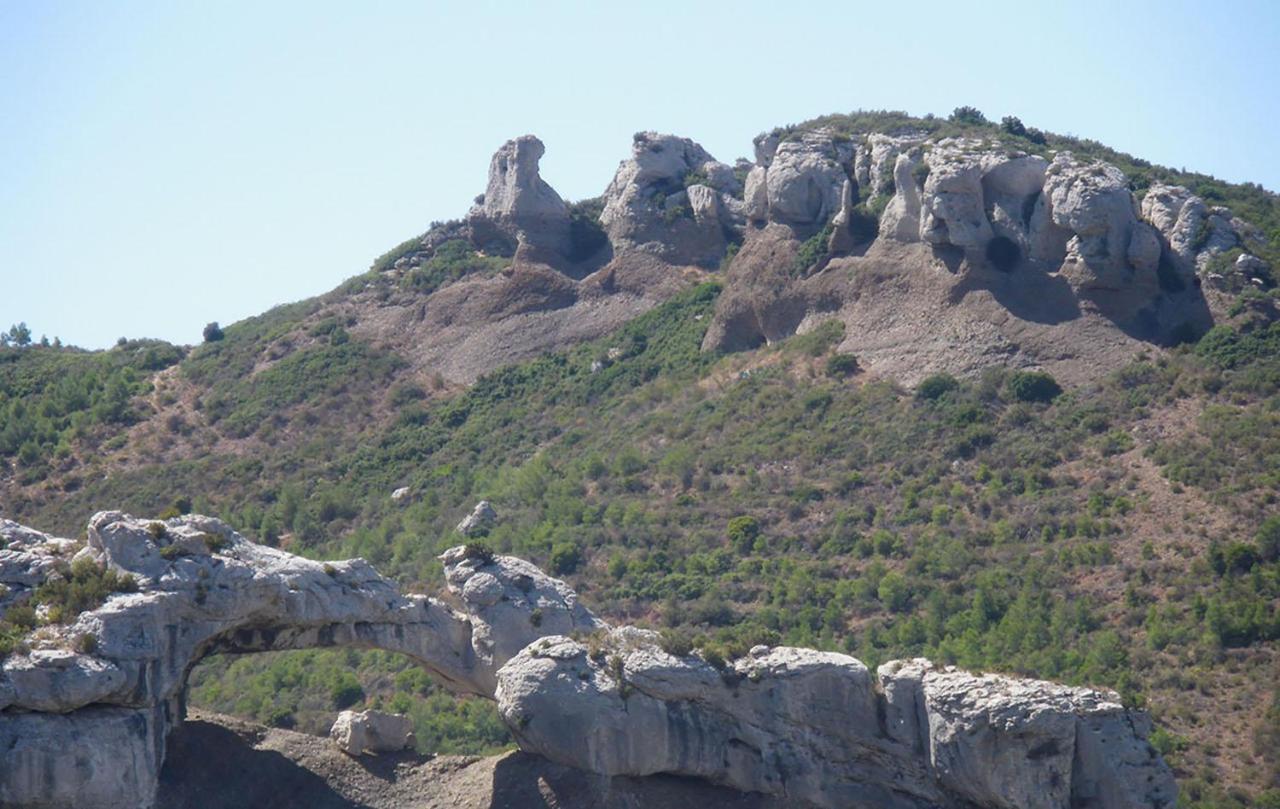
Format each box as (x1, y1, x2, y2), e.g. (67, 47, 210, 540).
(202, 322, 224, 343)
(916, 373, 960, 400)
(950, 106, 987, 125)
(1007, 370, 1061, 403)
(463, 542, 496, 565)
(329, 673, 365, 710)
(826, 354, 859, 377)
(549, 542, 582, 575)
(791, 224, 833, 276)
(658, 628, 695, 657)
(1001, 116, 1027, 138)
(727, 516, 761, 554)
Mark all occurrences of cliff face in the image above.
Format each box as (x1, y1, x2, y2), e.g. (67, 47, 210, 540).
(351, 122, 1272, 391)
(0, 512, 1174, 809)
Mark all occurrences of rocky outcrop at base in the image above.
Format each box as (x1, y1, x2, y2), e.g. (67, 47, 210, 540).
(496, 630, 1176, 809)
(1, 513, 1174, 809)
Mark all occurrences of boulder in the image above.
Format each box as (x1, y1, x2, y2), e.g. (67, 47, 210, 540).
(455, 500, 498, 536)
(761, 129, 852, 228)
(469, 135, 571, 255)
(1043, 153, 1148, 288)
(599, 132, 741, 266)
(330, 709, 416, 755)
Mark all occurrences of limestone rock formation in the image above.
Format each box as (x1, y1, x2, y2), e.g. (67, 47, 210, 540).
(498, 633, 1176, 809)
(754, 129, 853, 229)
(468, 135, 571, 257)
(0, 513, 1175, 809)
(599, 132, 743, 266)
(0, 512, 598, 808)
(455, 500, 497, 536)
(1042, 153, 1158, 290)
(329, 709, 415, 755)
(1141, 182, 1241, 275)
(879, 152, 924, 241)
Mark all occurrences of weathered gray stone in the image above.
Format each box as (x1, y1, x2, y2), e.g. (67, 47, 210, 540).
(762, 130, 850, 227)
(470, 135, 571, 254)
(330, 709, 416, 755)
(599, 132, 741, 266)
(456, 500, 497, 536)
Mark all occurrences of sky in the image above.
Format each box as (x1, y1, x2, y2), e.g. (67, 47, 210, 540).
(2, 0, 1277, 349)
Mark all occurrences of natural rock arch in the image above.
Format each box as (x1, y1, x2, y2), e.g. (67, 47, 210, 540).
(2, 512, 1176, 809)
(0, 512, 603, 808)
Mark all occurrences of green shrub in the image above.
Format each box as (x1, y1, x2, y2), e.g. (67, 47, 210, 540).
(916, 373, 960, 400)
(370, 234, 425, 274)
(330, 673, 365, 710)
(549, 542, 582, 575)
(658, 628, 695, 657)
(950, 106, 987, 125)
(30, 559, 136, 622)
(402, 240, 507, 296)
(463, 543, 496, 565)
(1007, 370, 1061, 403)
(202, 322, 224, 343)
(727, 516, 761, 554)
(791, 224, 833, 277)
(826, 354, 859, 377)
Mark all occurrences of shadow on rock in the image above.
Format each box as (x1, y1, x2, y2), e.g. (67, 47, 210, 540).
(157, 720, 375, 809)
(488, 751, 785, 809)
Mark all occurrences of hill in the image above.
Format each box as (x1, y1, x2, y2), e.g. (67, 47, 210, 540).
(2, 108, 1278, 807)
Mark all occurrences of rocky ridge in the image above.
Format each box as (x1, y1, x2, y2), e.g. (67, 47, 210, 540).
(1, 512, 1174, 809)
(358, 121, 1271, 391)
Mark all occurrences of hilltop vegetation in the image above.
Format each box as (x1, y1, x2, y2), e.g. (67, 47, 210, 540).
(3, 282, 1278, 805)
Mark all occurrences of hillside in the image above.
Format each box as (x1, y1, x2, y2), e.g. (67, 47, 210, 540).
(2, 108, 1279, 808)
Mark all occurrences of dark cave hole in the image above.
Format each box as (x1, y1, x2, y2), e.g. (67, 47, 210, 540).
(985, 236, 1021, 273)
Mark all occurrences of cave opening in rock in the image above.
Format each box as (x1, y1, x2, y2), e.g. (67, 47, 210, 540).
(985, 236, 1021, 272)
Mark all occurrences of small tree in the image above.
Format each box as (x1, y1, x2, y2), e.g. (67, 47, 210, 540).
(6, 322, 31, 347)
(950, 106, 987, 126)
(202, 322, 224, 342)
(727, 516, 761, 554)
(1001, 116, 1027, 137)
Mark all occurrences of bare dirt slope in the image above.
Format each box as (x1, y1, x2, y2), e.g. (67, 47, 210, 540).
(157, 710, 785, 809)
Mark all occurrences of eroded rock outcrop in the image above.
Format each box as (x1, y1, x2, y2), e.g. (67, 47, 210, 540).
(599, 132, 743, 267)
(468, 134, 571, 258)
(498, 633, 1176, 809)
(1, 514, 1174, 809)
(0, 512, 599, 808)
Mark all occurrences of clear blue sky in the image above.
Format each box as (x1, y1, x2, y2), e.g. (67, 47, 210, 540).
(2, 0, 1277, 349)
